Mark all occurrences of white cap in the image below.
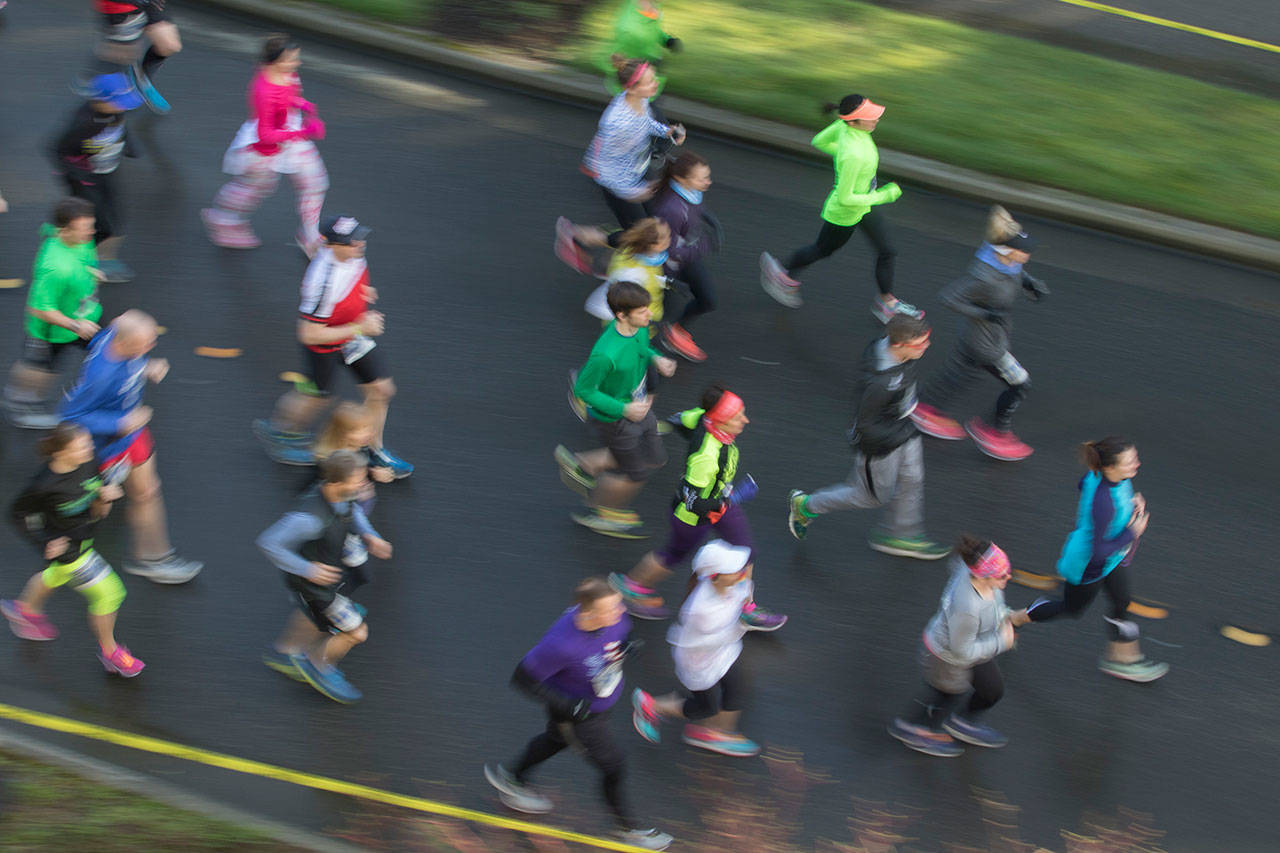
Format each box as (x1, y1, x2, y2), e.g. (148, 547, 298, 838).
(692, 539, 752, 579)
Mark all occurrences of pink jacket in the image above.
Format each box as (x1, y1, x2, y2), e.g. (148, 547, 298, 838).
(247, 71, 315, 155)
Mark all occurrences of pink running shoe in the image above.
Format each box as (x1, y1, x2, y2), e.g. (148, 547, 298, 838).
(201, 209, 261, 249)
(555, 217, 593, 275)
(966, 418, 1034, 461)
(1, 599, 58, 641)
(911, 403, 965, 440)
(682, 724, 761, 757)
(99, 644, 146, 677)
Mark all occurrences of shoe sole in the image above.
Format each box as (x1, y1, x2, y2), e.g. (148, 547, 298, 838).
(497, 791, 554, 815)
(887, 726, 963, 757)
(1099, 664, 1169, 683)
(122, 565, 202, 584)
(759, 254, 802, 308)
(555, 448, 595, 494)
(868, 542, 950, 560)
(965, 425, 1033, 461)
(264, 656, 307, 682)
(786, 492, 809, 541)
(742, 617, 787, 632)
(911, 417, 967, 440)
(571, 514, 646, 539)
(632, 711, 661, 744)
(942, 723, 1007, 748)
(681, 736, 760, 757)
(484, 766, 554, 814)
(99, 657, 145, 678)
(1, 606, 58, 641)
(295, 664, 362, 703)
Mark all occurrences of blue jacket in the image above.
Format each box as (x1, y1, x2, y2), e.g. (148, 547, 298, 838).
(1056, 471, 1136, 585)
(59, 327, 149, 461)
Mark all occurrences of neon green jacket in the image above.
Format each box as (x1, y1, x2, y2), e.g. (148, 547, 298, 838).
(600, 1, 671, 95)
(813, 120, 900, 227)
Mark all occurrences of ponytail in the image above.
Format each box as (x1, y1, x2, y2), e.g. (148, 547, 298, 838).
(1079, 435, 1133, 472)
(262, 34, 297, 65)
(662, 149, 708, 187)
(615, 217, 666, 254)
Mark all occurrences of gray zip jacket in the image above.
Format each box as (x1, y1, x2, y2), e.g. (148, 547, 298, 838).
(939, 257, 1046, 364)
(922, 557, 1012, 667)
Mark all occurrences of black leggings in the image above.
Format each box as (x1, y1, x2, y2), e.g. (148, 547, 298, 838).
(672, 257, 717, 327)
(512, 709, 635, 828)
(910, 658, 1004, 729)
(682, 659, 747, 719)
(600, 185, 651, 231)
(1026, 564, 1135, 641)
(922, 346, 1028, 431)
(784, 207, 896, 295)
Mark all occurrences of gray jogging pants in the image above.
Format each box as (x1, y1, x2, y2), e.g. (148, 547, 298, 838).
(805, 436, 925, 538)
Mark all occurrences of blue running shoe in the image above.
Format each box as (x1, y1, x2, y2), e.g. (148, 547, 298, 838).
(943, 715, 1008, 748)
(632, 689, 661, 743)
(290, 654, 362, 704)
(128, 65, 170, 114)
(369, 446, 413, 479)
(887, 718, 963, 757)
(263, 650, 305, 682)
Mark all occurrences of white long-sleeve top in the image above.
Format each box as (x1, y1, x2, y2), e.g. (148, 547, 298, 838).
(583, 94, 670, 199)
(667, 577, 752, 691)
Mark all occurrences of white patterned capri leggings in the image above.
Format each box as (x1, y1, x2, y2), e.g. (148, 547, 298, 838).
(210, 143, 328, 248)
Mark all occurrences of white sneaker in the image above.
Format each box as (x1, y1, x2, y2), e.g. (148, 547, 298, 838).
(759, 252, 802, 308)
(123, 553, 203, 584)
(617, 828, 674, 851)
(484, 764, 553, 814)
(341, 533, 368, 567)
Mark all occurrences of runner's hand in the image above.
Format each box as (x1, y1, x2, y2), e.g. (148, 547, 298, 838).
(357, 311, 385, 336)
(1130, 509, 1150, 537)
(364, 536, 393, 560)
(307, 562, 343, 585)
(653, 356, 676, 377)
(119, 405, 153, 435)
(74, 319, 100, 339)
(1132, 492, 1147, 517)
(362, 285, 378, 304)
(145, 358, 169, 383)
(1000, 620, 1016, 648)
(670, 124, 686, 145)
(623, 397, 653, 422)
(43, 537, 70, 560)
(301, 117, 326, 141)
(98, 484, 124, 502)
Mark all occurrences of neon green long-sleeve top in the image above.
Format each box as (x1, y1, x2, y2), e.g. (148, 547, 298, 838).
(813, 120, 896, 227)
(599, 1, 671, 95)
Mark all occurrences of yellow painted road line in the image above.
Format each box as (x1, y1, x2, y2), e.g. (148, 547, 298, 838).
(1052, 0, 1280, 53)
(0, 702, 652, 852)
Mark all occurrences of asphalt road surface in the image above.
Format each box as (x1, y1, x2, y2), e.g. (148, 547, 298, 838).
(1, 1, 1278, 850)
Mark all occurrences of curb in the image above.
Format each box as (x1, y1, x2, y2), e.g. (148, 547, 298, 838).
(0, 724, 364, 853)
(188, 0, 1280, 272)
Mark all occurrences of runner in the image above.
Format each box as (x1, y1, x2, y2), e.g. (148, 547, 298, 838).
(1018, 436, 1168, 682)
(256, 450, 392, 704)
(59, 309, 203, 584)
(582, 56, 685, 230)
(87, 1, 183, 113)
(759, 94, 918, 321)
(3, 198, 103, 430)
(631, 539, 762, 757)
(787, 315, 949, 559)
(2, 422, 143, 677)
(888, 535, 1017, 757)
(252, 214, 412, 478)
(310, 402, 393, 572)
(601, 0, 681, 85)
(649, 151, 720, 362)
(910, 206, 1049, 461)
(483, 576, 674, 851)
(584, 217, 671, 330)
(202, 33, 328, 254)
(555, 281, 676, 539)
(608, 385, 786, 628)
(52, 73, 145, 283)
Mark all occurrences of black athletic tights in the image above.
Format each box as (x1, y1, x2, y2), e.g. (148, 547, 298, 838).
(512, 709, 635, 828)
(910, 658, 1004, 729)
(784, 207, 896, 295)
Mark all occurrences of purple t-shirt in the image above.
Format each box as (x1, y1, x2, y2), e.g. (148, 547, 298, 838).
(521, 607, 632, 712)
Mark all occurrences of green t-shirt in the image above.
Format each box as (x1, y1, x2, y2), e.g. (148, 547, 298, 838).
(25, 224, 101, 344)
(574, 321, 659, 422)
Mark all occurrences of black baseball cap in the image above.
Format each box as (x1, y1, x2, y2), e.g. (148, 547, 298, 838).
(321, 215, 371, 245)
(1001, 230, 1037, 252)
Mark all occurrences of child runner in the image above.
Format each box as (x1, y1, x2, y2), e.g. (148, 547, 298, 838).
(760, 94, 918, 321)
(649, 151, 720, 362)
(86, 1, 182, 112)
(3, 198, 103, 430)
(1018, 436, 1167, 682)
(556, 281, 676, 538)
(910, 206, 1049, 461)
(787, 315, 949, 559)
(256, 450, 392, 703)
(310, 402, 393, 571)
(484, 577, 673, 851)
(584, 217, 670, 328)
(2, 422, 143, 677)
(203, 34, 328, 254)
(888, 535, 1017, 757)
(631, 539, 762, 757)
(609, 385, 785, 628)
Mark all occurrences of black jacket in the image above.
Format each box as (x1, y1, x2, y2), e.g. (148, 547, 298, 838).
(849, 336, 919, 457)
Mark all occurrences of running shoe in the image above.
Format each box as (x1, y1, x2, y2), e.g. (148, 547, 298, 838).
(262, 649, 306, 681)
(1098, 656, 1169, 683)
(554, 216, 593, 275)
(662, 323, 707, 362)
(1, 600, 59, 640)
(201, 208, 261, 249)
(98, 644, 145, 677)
(96, 259, 135, 284)
(887, 718, 963, 757)
(740, 602, 787, 632)
(369, 446, 413, 479)
(608, 572, 669, 619)
(871, 297, 925, 324)
(127, 64, 170, 114)
(123, 553, 203, 584)
(966, 418, 1034, 461)
(566, 369, 587, 422)
(555, 444, 596, 494)
(484, 764, 553, 814)
(943, 715, 1008, 748)
(263, 440, 316, 466)
(910, 403, 966, 440)
(572, 508, 647, 540)
(3, 402, 60, 431)
(787, 490, 812, 541)
(631, 688, 661, 743)
(291, 654, 363, 703)
(342, 533, 369, 567)
(681, 724, 761, 757)
(616, 828, 674, 851)
(867, 532, 951, 560)
(759, 252, 802, 308)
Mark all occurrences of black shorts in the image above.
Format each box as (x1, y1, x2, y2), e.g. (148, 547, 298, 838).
(282, 571, 365, 634)
(681, 659, 748, 720)
(591, 410, 666, 482)
(302, 344, 389, 396)
(21, 334, 88, 371)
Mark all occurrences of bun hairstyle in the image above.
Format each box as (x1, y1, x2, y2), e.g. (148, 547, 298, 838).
(1080, 435, 1133, 472)
(986, 205, 1023, 245)
(611, 53, 650, 89)
(663, 150, 708, 186)
(615, 217, 667, 254)
(262, 34, 298, 65)
(38, 422, 84, 458)
(956, 533, 993, 568)
(699, 383, 728, 412)
(823, 94, 866, 117)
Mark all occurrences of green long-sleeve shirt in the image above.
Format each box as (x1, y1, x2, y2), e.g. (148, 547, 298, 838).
(574, 321, 660, 422)
(813, 120, 897, 227)
(599, 1, 672, 95)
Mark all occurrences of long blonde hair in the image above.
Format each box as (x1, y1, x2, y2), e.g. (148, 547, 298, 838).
(313, 402, 373, 460)
(985, 205, 1022, 245)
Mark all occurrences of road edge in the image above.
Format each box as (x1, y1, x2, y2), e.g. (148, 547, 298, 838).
(0, 724, 364, 853)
